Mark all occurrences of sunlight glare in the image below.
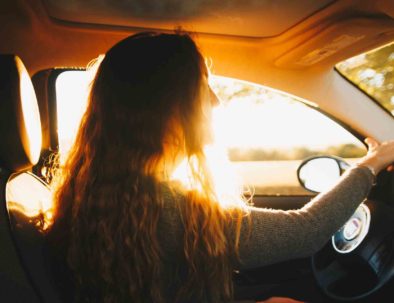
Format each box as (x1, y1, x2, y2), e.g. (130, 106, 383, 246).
(211, 82, 359, 150)
(6, 173, 52, 227)
(19, 62, 42, 164)
(170, 145, 246, 209)
(56, 71, 91, 162)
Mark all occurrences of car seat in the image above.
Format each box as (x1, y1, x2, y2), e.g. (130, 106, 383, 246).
(0, 54, 62, 302)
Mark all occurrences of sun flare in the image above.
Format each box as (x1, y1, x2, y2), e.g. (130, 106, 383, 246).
(170, 144, 246, 209)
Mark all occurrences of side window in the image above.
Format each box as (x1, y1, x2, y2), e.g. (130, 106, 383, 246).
(55, 71, 366, 196)
(210, 77, 366, 196)
(55, 71, 90, 163)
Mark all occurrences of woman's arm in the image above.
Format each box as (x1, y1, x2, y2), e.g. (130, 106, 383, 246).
(238, 165, 374, 269)
(238, 138, 394, 269)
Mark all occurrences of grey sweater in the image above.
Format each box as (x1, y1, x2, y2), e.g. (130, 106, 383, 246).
(159, 165, 374, 269)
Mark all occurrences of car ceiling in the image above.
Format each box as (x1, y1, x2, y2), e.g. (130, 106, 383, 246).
(0, 0, 393, 73)
(0, 0, 394, 141)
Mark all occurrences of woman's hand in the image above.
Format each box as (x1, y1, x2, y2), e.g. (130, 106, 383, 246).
(357, 138, 394, 175)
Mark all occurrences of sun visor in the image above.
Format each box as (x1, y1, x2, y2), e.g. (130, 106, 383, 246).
(0, 55, 42, 171)
(42, 0, 334, 38)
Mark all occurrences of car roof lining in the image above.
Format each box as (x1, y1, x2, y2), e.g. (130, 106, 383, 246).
(0, 0, 392, 75)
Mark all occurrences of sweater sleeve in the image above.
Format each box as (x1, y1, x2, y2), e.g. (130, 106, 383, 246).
(237, 165, 375, 269)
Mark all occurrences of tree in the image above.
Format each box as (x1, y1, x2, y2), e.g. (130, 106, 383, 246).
(336, 43, 394, 115)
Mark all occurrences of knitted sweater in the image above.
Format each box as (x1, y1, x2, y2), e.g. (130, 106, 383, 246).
(158, 166, 374, 269)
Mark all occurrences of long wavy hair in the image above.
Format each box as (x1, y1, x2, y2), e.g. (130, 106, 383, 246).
(47, 32, 246, 303)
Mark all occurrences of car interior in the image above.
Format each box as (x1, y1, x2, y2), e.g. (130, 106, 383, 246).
(1, 0, 394, 302)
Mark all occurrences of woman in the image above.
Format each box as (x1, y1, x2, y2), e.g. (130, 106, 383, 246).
(46, 32, 394, 303)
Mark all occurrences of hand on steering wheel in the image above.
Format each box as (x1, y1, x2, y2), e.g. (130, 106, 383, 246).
(358, 138, 394, 174)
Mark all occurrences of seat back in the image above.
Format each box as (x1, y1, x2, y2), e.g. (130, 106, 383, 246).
(0, 54, 62, 302)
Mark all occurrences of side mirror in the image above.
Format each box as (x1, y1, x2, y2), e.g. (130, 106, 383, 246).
(297, 156, 350, 193)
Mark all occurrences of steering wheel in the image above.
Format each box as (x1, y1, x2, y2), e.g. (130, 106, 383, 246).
(312, 199, 394, 301)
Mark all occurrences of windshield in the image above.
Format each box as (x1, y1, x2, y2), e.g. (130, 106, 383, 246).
(336, 42, 394, 116)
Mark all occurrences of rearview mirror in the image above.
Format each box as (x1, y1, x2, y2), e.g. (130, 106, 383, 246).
(297, 156, 349, 193)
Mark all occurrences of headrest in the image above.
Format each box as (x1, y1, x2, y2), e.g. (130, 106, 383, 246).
(0, 55, 42, 171)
